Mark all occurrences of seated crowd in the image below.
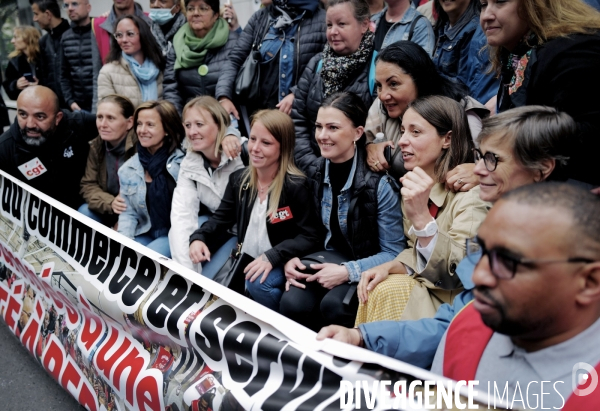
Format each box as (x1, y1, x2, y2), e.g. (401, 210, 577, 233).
(2, 0, 600, 405)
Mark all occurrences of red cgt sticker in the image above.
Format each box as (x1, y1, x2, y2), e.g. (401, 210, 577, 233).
(271, 206, 293, 223)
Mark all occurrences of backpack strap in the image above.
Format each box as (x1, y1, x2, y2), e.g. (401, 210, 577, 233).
(408, 14, 425, 42)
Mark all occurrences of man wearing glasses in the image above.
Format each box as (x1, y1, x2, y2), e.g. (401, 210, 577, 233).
(60, 0, 102, 113)
(430, 182, 600, 409)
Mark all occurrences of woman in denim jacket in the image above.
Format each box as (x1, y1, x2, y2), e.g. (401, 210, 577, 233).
(431, 0, 498, 105)
(279, 92, 406, 331)
(118, 100, 185, 257)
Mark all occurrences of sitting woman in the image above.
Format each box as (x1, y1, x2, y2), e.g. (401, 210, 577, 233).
(118, 100, 185, 257)
(365, 41, 488, 191)
(98, 15, 165, 108)
(188, 110, 322, 310)
(163, 0, 239, 113)
(79, 95, 137, 227)
(293, 0, 376, 175)
(355, 95, 489, 324)
(3, 26, 41, 100)
(279, 92, 406, 331)
(318, 104, 573, 369)
(169, 96, 245, 275)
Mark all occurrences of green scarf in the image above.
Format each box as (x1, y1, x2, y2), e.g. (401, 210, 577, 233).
(173, 18, 229, 70)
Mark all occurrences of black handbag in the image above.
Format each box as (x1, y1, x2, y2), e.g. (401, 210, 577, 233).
(298, 250, 357, 307)
(212, 184, 253, 294)
(212, 246, 254, 294)
(234, 14, 270, 102)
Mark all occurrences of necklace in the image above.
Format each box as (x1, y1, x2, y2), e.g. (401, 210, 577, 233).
(258, 180, 272, 195)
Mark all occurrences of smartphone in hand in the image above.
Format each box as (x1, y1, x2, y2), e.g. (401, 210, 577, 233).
(384, 145, 392, 165)
(23, 73, 35, 83)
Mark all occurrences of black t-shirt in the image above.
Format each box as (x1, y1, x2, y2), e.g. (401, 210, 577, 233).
(328, 157, 355, 259)
(374, 19, 394, 52)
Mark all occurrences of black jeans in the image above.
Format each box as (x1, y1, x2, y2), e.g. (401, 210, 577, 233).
(279, 281, 359, 331)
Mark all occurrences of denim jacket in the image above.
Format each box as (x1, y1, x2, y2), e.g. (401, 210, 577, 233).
(260, 12, 305, 101)
(371, 5, 435, 55)
(117, 148, 185, 238)
(433, 11, 499, 105)
(359, 254, 476, 369)
(322, 153, 406, 283)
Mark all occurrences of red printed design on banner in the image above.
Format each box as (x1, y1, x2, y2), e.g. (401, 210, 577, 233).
(271, 206, 293, 223)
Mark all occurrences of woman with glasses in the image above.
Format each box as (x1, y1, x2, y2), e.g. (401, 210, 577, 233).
(163, 0, 239, 113)
(98, 15, 165, 109)
(483, 0, 600, 189)
(318, 105, 574, 369)
(355, 95, 489, 324)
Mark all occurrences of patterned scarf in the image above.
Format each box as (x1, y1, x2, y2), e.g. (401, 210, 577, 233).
(504, 32, 538, 95)
(320, 30, 374, 98)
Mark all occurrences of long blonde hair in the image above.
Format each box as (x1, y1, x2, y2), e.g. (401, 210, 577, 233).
(9, 26, 41, 63)
(241, 110, 304, 219)
(182, 96, 231, 157)
(490, 0, 600, 74)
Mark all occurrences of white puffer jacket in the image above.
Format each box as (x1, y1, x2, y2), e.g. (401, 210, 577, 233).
(168, 150, 244, 270)
(97, 57, 164, 108)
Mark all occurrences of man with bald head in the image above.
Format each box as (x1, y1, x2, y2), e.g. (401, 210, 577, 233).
(0, 86, 96, 209)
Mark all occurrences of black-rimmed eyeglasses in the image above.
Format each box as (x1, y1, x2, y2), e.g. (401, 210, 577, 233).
(465, 236, 594, 280)
(473, 148, 500, 172)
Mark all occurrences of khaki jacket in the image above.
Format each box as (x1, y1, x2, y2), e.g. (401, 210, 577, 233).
(396, 183, 490, 319)
(79, 130, 137, 214)
(97, 58, 164, 108)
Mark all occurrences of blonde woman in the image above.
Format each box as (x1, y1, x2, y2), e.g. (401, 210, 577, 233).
(3, 26, 41, 100)
(188, 110, 322, 310)
(169, 96, 245, 275)
(485, 0, 600, 188)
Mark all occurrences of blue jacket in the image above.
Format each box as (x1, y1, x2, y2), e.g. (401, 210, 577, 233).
(359, 254, 477, 369)
(432, 11, 499, 105)
(371, 5, 435, 55)
(117, 148, 184, 238)
(321, 152, 406, 282)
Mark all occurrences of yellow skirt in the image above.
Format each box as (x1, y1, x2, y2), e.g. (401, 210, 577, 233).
(355, 274, 459, 326)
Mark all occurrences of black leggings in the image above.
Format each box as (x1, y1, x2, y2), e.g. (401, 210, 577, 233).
(279, 281, 359, 332)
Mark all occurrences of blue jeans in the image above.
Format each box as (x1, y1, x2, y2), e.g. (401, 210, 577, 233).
(135, 234, 171, 258)
(245, 266, 285, 311)
(78, 203, 107, 224)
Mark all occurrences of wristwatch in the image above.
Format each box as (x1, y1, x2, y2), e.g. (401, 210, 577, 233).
(408, 219, 438, 238)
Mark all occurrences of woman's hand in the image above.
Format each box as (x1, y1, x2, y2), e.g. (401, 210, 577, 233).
(366, 141, 392, 172)
(222, 4, 240, 31)
(445, 163, 478, 193)
(111, 194, 127, 214)
(357, 261, 392, 303)
(306, 263, 349, 290)
(244, 254, 273, 283)
(221, 135, 242, 160)
(400, 167, 435, 230)
(219, 97, 239, 120)
(189, 240, 211, 264)
(284, 257, 311, 290)
(16, 76, 37, 90)
(276, 93, 294, 115)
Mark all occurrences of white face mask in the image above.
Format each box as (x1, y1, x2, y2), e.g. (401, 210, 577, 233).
(149, 5, 176, 25)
